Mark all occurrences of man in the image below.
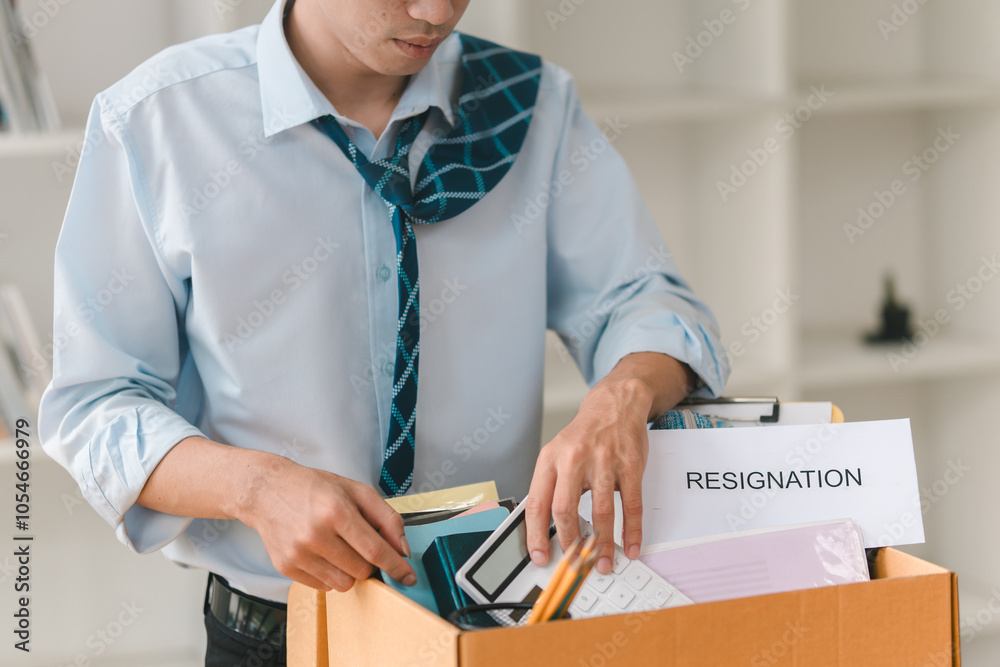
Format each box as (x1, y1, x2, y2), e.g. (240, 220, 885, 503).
(39, 0, 728, 663)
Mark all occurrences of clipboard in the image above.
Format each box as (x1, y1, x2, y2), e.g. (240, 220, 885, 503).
(666, 397, 843, 427)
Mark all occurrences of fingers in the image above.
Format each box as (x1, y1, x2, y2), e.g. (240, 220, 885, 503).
(619, 470, 644, 560)
(309, 533, 376, 582)
(290, 560, 355, 593)
(589, 470, 617, 575)
(525, 465, 556, 566)
(352, 482, 410, 558)
(550, 457, 586, 555)
(286, 569, 334, 592)
(338, 485, 417, 587)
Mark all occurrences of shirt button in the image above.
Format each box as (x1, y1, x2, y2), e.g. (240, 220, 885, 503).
(377, 265, 392, 281)
(383, 361, 394, 376)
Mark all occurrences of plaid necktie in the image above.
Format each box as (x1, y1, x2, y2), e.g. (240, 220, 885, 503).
(313, 34, 542, 496)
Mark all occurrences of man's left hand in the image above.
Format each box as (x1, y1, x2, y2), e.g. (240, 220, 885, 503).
(525, 352, 695, 575)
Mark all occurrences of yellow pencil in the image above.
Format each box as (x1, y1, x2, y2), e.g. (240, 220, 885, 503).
(535, 534, 596, 623)
(526, 537, 581, 625)
(553, 536, 598, 619)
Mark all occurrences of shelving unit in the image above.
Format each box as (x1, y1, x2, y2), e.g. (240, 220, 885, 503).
(800, 332, 1000, 390)
(4, 0, 1000, 663)
(463, 2, 1000, 661)
(0, 127, 84, 158)
(0, 4, 272, 666)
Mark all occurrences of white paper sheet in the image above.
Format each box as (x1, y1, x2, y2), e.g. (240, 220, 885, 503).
(582, 419, 924, 548)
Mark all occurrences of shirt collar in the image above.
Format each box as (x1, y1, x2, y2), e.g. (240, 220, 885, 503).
(257, 0, 461, 138)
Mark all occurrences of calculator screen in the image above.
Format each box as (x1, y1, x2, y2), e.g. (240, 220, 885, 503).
(468, 519, 529, 598)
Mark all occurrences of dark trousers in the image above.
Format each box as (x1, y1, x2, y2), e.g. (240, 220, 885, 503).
(204, 574, 287, 667)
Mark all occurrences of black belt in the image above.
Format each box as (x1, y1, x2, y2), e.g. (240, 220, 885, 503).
(206, 573, 287, 647)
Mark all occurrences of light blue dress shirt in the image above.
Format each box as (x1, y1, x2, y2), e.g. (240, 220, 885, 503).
(38, 0, 728, 601)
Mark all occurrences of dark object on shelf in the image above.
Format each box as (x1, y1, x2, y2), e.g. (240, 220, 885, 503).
(864, 275, 914, 344)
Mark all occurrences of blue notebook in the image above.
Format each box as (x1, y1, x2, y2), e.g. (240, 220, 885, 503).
(383, 507, 510, 614)
(422, 530, 494, 621)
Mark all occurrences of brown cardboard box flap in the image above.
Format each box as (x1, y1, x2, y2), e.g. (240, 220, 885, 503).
(325, 577, 461, 667)
(287, 584, 328, 667)
(460, 575, 956, 665)
(296, 548, 960, 667)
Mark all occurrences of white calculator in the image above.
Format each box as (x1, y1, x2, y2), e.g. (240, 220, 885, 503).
(455, 497, 692, 624)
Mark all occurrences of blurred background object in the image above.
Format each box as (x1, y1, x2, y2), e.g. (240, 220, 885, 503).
(1, 0, 998, 663)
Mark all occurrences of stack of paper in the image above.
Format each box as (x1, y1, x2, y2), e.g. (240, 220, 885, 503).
(384, 506, 510, 614)
(381, 482, 511, 614)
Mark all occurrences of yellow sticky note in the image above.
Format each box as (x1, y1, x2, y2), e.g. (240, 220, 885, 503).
(385, 481, 499, 514)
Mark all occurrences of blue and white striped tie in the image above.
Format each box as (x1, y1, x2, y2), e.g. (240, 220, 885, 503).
(313, 33, 542, 496)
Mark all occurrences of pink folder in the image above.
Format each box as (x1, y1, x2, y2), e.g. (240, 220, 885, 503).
(638, 519, 869, 603)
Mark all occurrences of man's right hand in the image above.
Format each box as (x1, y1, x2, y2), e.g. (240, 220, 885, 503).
(242, 457, 416, 592)
(136, 436, 416, 593)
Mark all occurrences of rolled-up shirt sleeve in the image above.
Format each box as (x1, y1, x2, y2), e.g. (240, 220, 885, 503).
(545, 75, 729, 398)
(38, 96, 206, 553)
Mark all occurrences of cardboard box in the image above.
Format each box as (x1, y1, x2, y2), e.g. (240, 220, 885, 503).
(287, 548, 960, 666)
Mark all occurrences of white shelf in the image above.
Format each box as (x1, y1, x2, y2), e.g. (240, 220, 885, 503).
(0, 127, 85, 158)
(805, 80, 1000, 116)
(578, 81, 1000, 125)
(580, 87, 786, 123)
(800, 332, 1000, 390)
(543, 335, 1000, 399)
(724, 363, 791, 396)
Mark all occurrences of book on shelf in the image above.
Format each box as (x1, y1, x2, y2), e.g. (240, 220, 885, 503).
(0, 282, 46, 440)
(0, 0, 60, 133)
(0, 330, 26, 439)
